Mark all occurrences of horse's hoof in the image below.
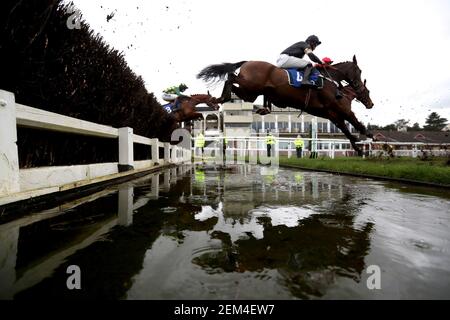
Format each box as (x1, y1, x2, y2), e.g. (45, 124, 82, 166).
(256, 108, 270, 115)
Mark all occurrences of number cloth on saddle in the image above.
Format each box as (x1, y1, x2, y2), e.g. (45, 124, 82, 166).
(285, 68, 323, 88)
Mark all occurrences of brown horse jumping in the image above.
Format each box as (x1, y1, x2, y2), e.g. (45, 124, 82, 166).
(169, 93, 220, 123)
(197, 56, 374, 155)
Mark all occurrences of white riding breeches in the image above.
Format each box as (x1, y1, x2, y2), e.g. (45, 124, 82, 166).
(276, 54, 310, 69)
(162, 93, 178, 102)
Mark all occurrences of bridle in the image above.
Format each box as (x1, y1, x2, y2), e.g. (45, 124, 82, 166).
(328, 63, 369, 105)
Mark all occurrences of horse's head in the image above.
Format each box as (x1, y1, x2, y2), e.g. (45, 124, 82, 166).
(191, 92, 221, 110)
(335, 56, 374, 109)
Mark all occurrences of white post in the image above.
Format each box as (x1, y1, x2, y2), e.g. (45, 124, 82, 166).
(262, 116, 265, 133)
(151, 138, 159, 165)
(288, 140, 292, 158)
(173, 146, 178, 163)
(149, 174, 159, 200)
(0, 90, 20, 196)
(163, 171, 170, 190)
(275, 115, 278, 133)
(118, 185, 134, 226)
(203, 115, 206, 134)
(301, 115, 305, 133)
(118, 127, 134, 172)
(164, 142, 170, 164)
(171, 167, 177, 184)
(311, 117, 318, 156)
(182, 147, 187, 162)
(288, 115, 292, 133)
(0, 226, 19, 299)
(174, 146, 179, 163)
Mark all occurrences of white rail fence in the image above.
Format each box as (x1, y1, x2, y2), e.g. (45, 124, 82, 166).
(194, 136, 449, 159)
(0, 89, 191, 205)
(195, 137, 354, 159)
(358, 141, 449, 158)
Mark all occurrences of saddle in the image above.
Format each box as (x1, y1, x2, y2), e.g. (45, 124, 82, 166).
(163, 100, 182, 113)
(285, 68, 324, 89)
(162, 102, 174, 113)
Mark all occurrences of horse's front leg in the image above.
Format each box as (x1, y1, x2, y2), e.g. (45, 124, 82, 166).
(334, 119, 362, 156)
(256, 108, 271, 115)
(342, 109, 373, 139)
(263, 95, 272, 111)
(257, 95, 272, 115)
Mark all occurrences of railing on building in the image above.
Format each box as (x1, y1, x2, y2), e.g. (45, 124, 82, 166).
(0, 89, 191, 206)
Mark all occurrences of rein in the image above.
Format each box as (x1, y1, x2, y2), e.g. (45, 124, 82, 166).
(325, 63, 366, 102)
(318, 65, 341, 88)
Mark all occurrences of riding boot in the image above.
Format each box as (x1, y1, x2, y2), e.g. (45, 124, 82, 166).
(301, 65, 313, 86)
(172, 99, 180, 112)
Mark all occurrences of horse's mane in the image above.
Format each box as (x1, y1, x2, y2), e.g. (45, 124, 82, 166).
(177, 95, 191, 102)
(190, 93, 209, 98)
(177, 94, 212, 104)
(332, 61, 352, 67)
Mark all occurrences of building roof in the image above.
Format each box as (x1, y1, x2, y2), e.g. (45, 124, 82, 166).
(372, 130, 450, 144)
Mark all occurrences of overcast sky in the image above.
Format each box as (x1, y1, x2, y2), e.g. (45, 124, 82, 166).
(68, 0, 450, 126)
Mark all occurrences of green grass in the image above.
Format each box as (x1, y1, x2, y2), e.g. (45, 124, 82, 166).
(279, 156, 450, 186)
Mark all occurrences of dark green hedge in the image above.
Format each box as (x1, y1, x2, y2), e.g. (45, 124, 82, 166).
(0, 1, 176, 167)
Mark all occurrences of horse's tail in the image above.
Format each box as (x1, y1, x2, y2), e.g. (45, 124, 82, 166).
(197, 61, 247, 83)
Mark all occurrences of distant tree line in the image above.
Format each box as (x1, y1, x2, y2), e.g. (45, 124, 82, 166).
(368, 112, 448, 131)
(0, 0, 176, 167)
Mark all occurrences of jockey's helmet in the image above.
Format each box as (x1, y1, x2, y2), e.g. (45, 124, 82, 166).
(179, 83, 188, 91)
(306, 35, 321, 46)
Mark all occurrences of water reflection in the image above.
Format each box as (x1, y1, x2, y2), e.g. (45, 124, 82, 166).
(0, 167, 190, 299)
(0, 164, 449, 299)
(182, 166, 374, 298)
